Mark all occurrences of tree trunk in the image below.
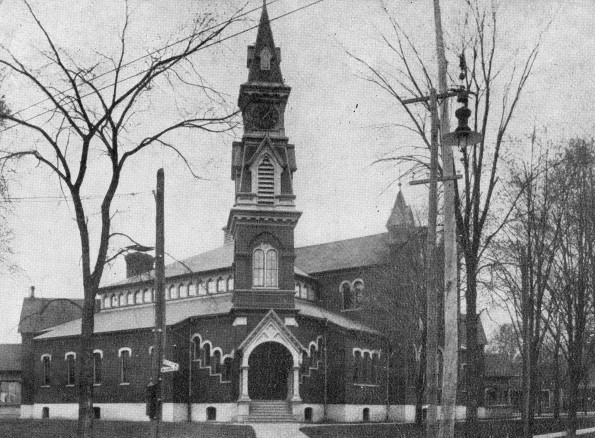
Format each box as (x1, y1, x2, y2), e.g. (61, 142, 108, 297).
(465, 260, 480, 438)
(567, 361, 581, 438)
(77, 284, 96, 438)
(553, 343, 560, 421)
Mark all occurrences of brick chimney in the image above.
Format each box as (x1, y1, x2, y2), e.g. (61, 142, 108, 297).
(124, 252, 154, 278)
(30, 285, 35, 298)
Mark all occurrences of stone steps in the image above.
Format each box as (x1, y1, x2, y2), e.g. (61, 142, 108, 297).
(246, 401, 298, 423)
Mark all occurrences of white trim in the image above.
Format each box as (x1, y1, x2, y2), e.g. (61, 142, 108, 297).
(118, 347, 132, 357)
(40, 353, 51, 362)
(93, 349, 103, 358)
(352, 347, 381, 358)
(233, 317, 247, 326)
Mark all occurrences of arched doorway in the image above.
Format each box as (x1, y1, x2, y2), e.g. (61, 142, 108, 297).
(248, 342, 293, 400)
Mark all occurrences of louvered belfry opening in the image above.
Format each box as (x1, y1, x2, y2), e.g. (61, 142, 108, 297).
(258, 155, 275, 204)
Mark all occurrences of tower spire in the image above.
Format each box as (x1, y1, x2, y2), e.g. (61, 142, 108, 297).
(247, 0, 283, 83)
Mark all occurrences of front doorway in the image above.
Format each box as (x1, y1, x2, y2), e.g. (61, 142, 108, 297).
(248, 342, 293, 400)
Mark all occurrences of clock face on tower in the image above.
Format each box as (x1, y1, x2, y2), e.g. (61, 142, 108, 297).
(248, 103, 279, 130)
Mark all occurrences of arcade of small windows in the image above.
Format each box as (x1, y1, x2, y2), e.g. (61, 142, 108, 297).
(294, 281, 317, 301)
(300, 337, 324, 381)
(340, 279, 365, 311)
(39, 347, 158, 388)
(100, 275, 235, 310)
(352, 348, 381, 386)
(252, 244, 278, 288)
(191, 335, 234, 383)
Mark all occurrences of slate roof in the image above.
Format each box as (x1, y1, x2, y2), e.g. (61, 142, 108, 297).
(35, 293, 379, 340)
(105, 243, 311, 289)
(294, 233, 393, 274)
(0, 344, 21, 371)
(18, 297, 86, 334)
(35, 293, 234, 340)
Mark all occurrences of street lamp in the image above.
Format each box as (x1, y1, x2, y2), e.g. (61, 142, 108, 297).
(442, 89, 482, 148)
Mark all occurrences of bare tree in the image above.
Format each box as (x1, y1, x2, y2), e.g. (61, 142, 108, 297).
(548, 139, 595, 438)
(488, 135, 563, 437)
(0, 2, 244, 436)
(350, 1, 541, 434)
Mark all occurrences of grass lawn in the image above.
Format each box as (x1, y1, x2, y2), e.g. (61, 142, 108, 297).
(299, 417, 595, 438)
(0, 419, 256, 438)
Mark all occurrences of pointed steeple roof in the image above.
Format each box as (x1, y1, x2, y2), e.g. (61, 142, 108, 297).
(386, 185, 415, 230)
(247, 1, 283, 83)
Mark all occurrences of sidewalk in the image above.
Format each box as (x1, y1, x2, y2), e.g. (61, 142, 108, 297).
(535, 427, 595, 437)
(248, 423, 307, 438)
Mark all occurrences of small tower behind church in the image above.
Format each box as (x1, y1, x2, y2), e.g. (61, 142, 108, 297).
(386, 185, 415, 244)
(226, 2, 301, 310)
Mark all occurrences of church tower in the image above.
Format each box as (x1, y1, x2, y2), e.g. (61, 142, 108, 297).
(227, 2, 300, 310)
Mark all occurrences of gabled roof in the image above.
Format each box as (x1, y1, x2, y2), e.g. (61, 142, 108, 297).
(297, 300, 380, 335)
(35, 294, 234, 340)
(18, 297, 86, 334)
(0, 344, 21, 371)
(386, 189, 415, 229)
(239, 309, 305, 353)
(294, 233, 394, 274)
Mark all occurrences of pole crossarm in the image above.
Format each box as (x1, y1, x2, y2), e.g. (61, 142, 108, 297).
(409, 175, 462, 185)
(402, 90, 460, 106)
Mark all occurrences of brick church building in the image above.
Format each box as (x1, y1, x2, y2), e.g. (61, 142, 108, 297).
(18, 3, 474, 423)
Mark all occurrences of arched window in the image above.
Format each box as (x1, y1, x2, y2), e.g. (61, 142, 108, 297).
(203, 344, 211, 367)
(310, 345, 317, 368)
(353, 280, 364, 307)
(217, 277, 226, 293)
(260, 47, 272, 70)
(41, 355, 51, 386)
(111, 294, 118, 308)
(341, 281, 353, 310)
(301, 351, 309, 375)
(198, 281, 207, 295)
(135, 290, 142, 304)
(189, 281, 197, 296)
(295, 282, 301, 297)
(257, 155, 275, 204)
(103, 295, 110, 309)
(207, 279, 216, 294)
(179, 283, 188, 299)
(119, 349, 131, 384)
(93, 351, 102, 385)
(126, 291, 134, 306)
(353, 351, 361, 383)
(363, 352, 371, 383)
(119, 293, 126, 307)
(223, 357, 233, 382)
(227, 276, 234, 292)
(143, 289, 151, 303)
(253, 244, 278, 287)
(372, 353, 379, 384)
(166, 285, 172, 300)
(192, 337, 201, 361)
(213, 351, 222, 374)
(66, 353, 76, 386)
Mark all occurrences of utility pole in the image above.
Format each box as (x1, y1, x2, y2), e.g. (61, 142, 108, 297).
(432, 0, 458, 436)
(151, 168, 165, 438)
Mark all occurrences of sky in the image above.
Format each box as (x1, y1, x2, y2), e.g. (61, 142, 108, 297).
(0, 0, 593, 343)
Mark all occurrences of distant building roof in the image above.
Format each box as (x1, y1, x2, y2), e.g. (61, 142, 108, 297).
(18, 297, 87, 334)
(0, 344, 21, 371)
(459, 314, 488, 346)
(386, 189, 415, 230)
(35, 294, 379, 340)
(484, 353, 520, 378)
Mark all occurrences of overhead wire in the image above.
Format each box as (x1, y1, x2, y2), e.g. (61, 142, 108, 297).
(0, 0, 326, 134)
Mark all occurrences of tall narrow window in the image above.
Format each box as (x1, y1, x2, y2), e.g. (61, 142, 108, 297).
(120, 350, 130, 384)
(203, 344, 211, 367)
(42, 355, 51, 386)
(353, 280, 364, 307)
(93, 352, 102, 385)
(103, 295, 110, 309)
(253, 244, 278, 287)
(260, 47, 272, 70)
(353, 351, 361, 383)
(135, 290, 142, 304)
(341, 282, 353, 310)
(217, 277, 226, 293)
(227, 276, 234, 292)
(223, 358, 233, 382)
(189, 282, 197, 296)
(295, 282, 301, 297)
(111, 294, 118, 308)
(66, 354, 76, 386)
(257, 155, 275, 204)
(253, 249, 265, 287)
(193, 337, 201, 361)
(126, 291, 133, 305)
(198, 281, 207, 295)
(207, 279, 216, 294)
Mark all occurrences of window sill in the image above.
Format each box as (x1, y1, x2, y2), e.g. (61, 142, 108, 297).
(341, 308, 362, 313)
(93, 383, 102, 387)
(66, 384, 75, 387)
(353, 383, 380, 388)
(41, 385, 50, 388)
(119, 382, 130, 386)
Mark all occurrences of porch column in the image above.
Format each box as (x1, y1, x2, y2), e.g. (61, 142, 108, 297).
(291, 366, 301, 402)
(239, 365, 250, 401)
